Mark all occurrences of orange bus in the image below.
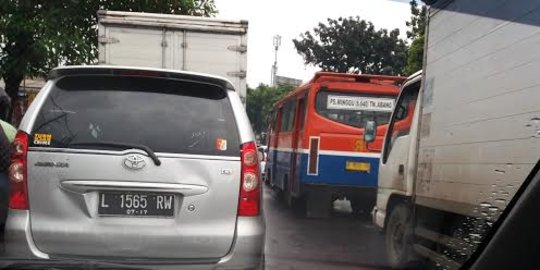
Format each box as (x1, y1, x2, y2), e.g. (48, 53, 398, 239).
(265, 72, 405, 218)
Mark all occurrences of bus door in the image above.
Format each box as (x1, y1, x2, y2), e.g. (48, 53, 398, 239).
(290, 94, 307, 196)
(264, 110, 275, 178)
(270, 107, 282, 185)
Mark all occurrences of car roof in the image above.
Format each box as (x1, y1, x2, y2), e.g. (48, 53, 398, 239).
(48, 65, 236, 91)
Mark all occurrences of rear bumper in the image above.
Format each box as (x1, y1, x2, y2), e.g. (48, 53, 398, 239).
(300, 154, 380, 187)
(3, 210, 265, 270)
(4, 210, 49, 259)
(303, 183, 377, 198)
(216, 216, 266, 269)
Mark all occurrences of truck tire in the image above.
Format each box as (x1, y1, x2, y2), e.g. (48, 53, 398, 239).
(386, 204, 414, 268)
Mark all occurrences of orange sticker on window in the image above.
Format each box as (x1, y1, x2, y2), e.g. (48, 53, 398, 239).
(216, 138, 227, 151)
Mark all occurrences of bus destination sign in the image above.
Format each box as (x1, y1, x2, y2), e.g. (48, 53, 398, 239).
(327, 95, 395, 112)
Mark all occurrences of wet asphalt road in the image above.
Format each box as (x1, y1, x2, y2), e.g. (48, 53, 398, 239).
(0, 183, 388, 269)
(263, 185, 390, 270)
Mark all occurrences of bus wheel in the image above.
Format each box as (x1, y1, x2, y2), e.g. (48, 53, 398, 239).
(286, 188, 306, 215)
(305, 188, 332, 218)
(350, 197, 373, 217)
(386, 204, 413, 268)
(281, 176, 290, 205)
(264, 170, 271, 185)
(283, 179, 302, 211)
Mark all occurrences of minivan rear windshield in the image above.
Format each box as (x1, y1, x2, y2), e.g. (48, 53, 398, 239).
(30, 75, 240, 157)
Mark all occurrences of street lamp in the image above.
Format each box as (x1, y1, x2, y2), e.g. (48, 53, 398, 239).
(273, 35, 282, 50)
(271, 35, 282, 86)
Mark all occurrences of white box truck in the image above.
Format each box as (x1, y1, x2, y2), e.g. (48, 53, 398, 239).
(97, 10, 248, 102)
(369, 0, 540, 269)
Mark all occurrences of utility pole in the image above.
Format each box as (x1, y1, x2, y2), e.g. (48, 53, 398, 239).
(271, 35, 281, 86)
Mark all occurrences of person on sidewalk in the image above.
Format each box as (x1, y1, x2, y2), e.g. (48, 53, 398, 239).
(0, 119, 16, 229)
(0, 91, 10, 122)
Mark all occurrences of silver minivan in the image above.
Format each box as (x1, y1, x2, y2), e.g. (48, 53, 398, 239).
(3, 66, 265, 269)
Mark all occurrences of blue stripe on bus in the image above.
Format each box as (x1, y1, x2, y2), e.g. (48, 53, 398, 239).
(300, 153, 379, 187)
(268, 149, 379, 188)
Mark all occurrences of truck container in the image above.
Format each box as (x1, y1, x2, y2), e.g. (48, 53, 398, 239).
(97, 10, 248, 102)
(370, 0, 540, 268)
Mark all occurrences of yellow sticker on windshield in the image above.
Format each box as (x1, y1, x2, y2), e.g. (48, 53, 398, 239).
(34, 133, 52, 146)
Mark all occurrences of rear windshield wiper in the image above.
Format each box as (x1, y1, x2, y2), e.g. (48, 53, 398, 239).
(69, 141, 161, 166)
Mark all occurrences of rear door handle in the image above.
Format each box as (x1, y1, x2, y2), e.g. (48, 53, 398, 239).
(398, 164, 405, 175)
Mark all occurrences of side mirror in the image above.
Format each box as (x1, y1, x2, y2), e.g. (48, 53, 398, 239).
(363, 120, 377, 143)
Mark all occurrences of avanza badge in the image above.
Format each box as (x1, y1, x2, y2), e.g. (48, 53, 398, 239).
(34, 133, 52, 146)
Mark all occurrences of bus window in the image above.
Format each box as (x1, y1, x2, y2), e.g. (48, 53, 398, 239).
(298, 94, 307, 130)
(265, 109, 277, 146)
(268, 110, 277, 133)
(288, 101, 297, 131)
(279, 106, 287, 132)
(280, 100, 296, 132)
(315, 90, 396, 128)
(278, 106, 285, 132)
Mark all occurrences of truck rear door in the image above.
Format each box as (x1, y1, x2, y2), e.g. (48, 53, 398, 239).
(99, 26, 174, 69)
(184, 32, 246, 99)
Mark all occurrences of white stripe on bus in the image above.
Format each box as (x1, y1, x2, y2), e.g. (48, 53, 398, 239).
(269, 147, 381, 158)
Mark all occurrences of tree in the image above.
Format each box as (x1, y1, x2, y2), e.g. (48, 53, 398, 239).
(403, 0, 428, 75)
(246, 84, 294, 134)
(0, 0, 217, 119)
(293, 16, 408, 76)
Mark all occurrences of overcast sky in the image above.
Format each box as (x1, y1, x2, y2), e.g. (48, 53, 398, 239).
(214, 0, 412, 87)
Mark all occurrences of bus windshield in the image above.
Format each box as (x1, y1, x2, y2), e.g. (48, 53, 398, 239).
(315, 90, 396, 128)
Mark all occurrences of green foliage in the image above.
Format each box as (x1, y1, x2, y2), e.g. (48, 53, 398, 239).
(406, 0, 427, 39)
(293, 16, 408, 76)
(0, 0, 217, 103)
(403, 34, 424, 76)
(403, 0, 427, 75)
(246, 84, 294, 134)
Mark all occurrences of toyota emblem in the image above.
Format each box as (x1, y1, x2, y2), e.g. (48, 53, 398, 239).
(123, 154, 146, 170)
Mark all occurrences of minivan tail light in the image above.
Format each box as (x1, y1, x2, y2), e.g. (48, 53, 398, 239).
(243, 150, 257, 167)
(239, 142, 261, 216)
(8, 131, 29, 210)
